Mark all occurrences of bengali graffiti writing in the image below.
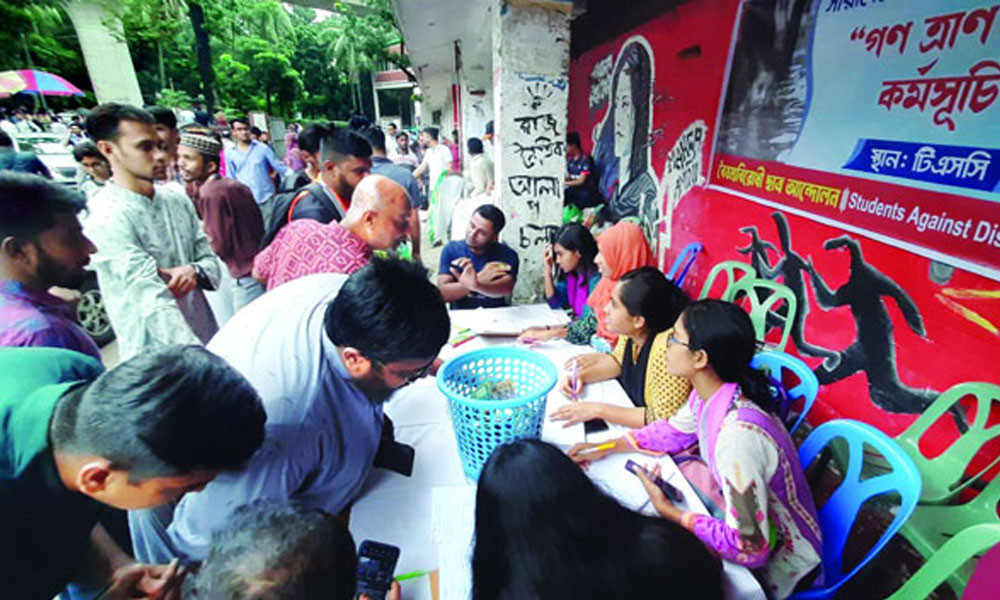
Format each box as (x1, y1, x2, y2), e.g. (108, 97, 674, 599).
(877, 59, 1000, 131)
(507, 175, 561, 198)
(716, 159, 842, 209)
(517, 223, 561, 251)
(512, 113, 560, 137)
(512, 137, 565, 169)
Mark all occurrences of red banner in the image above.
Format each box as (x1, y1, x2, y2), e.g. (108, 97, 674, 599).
(710, 153, 1000, 279)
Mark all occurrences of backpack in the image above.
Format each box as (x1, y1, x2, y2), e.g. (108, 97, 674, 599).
(260, 181, 331, 247)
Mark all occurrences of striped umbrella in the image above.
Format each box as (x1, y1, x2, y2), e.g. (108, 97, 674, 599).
(0, 69, 85, 97)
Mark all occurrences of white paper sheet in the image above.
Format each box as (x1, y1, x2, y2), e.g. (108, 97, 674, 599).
(431, 485, 477, 600)
(449, 304, 570, 336)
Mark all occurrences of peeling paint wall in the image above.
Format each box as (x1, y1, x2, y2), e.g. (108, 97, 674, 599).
(493, 1, 571, 302)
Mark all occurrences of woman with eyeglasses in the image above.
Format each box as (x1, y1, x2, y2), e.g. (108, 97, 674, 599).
(550, 267, 691, 428)
(568, 300, 822, 600)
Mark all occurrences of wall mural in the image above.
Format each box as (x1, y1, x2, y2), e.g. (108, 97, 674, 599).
(741, 211, 972, 430)
(566, 0, 1000, 470)
(590, 36, 662, 238)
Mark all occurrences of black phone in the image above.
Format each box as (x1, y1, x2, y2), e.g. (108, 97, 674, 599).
(356, 540, 400, 600)
(625, 459, 683, 503)
(584, 418, 609, 433)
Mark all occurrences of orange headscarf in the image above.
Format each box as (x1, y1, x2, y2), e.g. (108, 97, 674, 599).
(586, 221, 656, 343)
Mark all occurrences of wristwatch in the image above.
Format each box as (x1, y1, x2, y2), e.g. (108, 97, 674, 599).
(192, 263, 215, 291)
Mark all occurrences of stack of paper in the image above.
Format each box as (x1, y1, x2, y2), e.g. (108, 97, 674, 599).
(431, 485, 477, 600)
(450, 304, 570, 336)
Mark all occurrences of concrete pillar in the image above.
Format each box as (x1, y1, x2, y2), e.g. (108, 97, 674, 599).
(65, 0, 143, 106)
(492, 0, 572, 303)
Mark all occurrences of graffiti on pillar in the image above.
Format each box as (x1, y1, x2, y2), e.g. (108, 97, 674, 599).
(657, 120, 708, 257)
(591, 37, 663, 243)
(518, 223, 561, 251)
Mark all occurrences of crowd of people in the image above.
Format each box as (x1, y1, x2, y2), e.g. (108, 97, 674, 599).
(0, 100, 823, 600)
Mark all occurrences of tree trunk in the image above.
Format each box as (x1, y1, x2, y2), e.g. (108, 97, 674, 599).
(157, 40, 166, 93)
(188, 1, 216, 113)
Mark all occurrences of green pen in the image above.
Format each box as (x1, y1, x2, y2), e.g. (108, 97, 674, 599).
(394, 569, 429, 582)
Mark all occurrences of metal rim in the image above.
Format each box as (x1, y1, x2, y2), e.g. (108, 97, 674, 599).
(76, 287, 112, 338)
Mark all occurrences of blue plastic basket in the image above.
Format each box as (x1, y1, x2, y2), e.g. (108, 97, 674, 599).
(437, 347, 558, 479)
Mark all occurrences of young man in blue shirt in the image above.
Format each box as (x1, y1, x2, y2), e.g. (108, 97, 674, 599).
(225, 117, 289, 224)
(437, 204, 519, 309)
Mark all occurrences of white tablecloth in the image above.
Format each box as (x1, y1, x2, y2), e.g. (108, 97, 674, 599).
(349, 318, 766, 600)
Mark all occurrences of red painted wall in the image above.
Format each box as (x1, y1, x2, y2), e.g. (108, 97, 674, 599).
(568, 0, 1000, 467)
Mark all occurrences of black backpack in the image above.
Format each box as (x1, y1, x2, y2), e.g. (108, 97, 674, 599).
(261, 181, 340, 248)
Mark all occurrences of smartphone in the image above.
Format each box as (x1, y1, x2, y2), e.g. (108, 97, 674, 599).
(625, 459, 683, 503)
(584, 418, 609, 433)
(356, 540, 400, 600)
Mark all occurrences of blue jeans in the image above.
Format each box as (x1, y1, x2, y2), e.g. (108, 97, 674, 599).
(232, 275, 265, 312)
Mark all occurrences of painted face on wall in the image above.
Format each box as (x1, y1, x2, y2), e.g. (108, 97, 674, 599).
(613, 70, 634, 159)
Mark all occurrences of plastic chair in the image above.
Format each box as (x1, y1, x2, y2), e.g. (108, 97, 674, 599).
(734, 279, 797, 352)
(698, 260, 755, 300)
(900, 471, 1000, 596)
(750, 351, 819, 434)
(666, 242, 702, 288)
(791, 419, 922, 600)
(895, 382, 1000, 505)
(884, 523, 1000, 600)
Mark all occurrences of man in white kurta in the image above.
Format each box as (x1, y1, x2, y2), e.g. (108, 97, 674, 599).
(83, 103, 221, 360)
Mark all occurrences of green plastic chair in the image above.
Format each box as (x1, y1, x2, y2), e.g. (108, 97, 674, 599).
(698, 260, 756, 300)
(896, 382, 1000, 505)
(885, 523, 1000, 600)
(901, 471, 1000, 596)
(733, 279, 797, 352)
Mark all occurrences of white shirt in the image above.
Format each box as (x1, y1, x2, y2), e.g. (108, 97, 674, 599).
(84, 182, 221, 360)
(167, 274, 384, 559)
(425, 144, 453, 186)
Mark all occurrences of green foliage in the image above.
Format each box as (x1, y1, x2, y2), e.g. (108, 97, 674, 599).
(109, 0, 403, 118)
(0, 1, 90, 110)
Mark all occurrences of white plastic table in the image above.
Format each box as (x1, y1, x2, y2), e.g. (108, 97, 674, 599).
(349, 315, 766, 600)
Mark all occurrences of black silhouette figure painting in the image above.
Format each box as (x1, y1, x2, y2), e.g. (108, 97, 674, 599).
(806, 235, 960, 426)
(737, 225, 777, 278)
(760, 212, 838, 362)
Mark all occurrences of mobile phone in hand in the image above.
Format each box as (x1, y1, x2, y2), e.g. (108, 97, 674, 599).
(625, 459, 683, 503)
(356, 540, 400, 600)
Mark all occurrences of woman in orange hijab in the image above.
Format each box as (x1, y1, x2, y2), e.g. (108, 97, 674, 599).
(519, 221, 655, 349)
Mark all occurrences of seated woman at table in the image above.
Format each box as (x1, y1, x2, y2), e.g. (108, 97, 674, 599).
(568, 300, 822, 600)
(541, 223, 600, 318)
(472, 438, 723, 600)
(518, 221, 654, 351)
(550, 267, 690, 428)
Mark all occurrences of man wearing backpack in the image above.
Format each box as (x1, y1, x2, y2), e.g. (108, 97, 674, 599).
(261, 126, 372, 247)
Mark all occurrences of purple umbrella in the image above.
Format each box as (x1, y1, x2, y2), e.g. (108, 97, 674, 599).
(0, 69, 86, 97)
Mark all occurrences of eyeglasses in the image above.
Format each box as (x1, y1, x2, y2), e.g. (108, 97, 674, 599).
(375, 357, 436, 384)
(667, 332, 692, 349)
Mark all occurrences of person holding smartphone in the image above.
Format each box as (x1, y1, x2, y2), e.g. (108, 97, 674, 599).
(568, 300, 822, 600)
(551, 267, 691, 428)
